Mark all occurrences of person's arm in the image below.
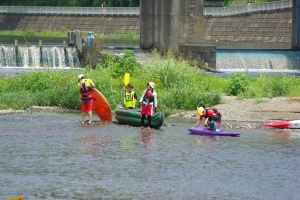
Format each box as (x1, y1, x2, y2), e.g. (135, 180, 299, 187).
(204, 118, 209, 126)
(154, 91, 157, 108)
(192, 120, 202, 128)
(123, 89, 126, 98)
(133, 93, 137, 108)
(138, 90, 146, 107)
(90, 80, 95, 90)
(78, 83, 82, 94)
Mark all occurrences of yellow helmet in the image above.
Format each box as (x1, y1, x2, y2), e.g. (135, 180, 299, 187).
(197, 106, 204, 116)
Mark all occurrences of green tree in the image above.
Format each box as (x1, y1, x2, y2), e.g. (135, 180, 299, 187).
(92, 0, 102, 6)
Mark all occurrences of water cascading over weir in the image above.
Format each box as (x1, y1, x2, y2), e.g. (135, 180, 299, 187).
(0, 46, 79, 68)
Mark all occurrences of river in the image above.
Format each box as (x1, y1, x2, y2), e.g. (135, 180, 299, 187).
(0, 112, 299, 199)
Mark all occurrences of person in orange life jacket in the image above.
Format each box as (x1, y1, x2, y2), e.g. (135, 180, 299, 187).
(123, 83, 138, 109)
(77, 74, 95, 125)
(207, 115, 221, 131)
(192, 107, 222, 128)
(138, 82, 157, 130)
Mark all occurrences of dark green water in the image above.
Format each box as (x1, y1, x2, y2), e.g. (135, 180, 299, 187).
(0, 112, 299, 199)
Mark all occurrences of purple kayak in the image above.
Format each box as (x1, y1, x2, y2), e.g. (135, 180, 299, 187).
(188, 127, 240, 137)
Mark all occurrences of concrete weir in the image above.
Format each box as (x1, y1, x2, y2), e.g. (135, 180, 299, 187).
(140, 0, 216, 69)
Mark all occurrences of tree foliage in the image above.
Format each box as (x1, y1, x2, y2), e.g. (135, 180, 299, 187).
(0, 0, 140, 7)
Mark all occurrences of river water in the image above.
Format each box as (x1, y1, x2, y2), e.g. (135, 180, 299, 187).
(0, 112, 299, 199)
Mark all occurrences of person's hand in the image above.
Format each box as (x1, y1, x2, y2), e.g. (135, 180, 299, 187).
(138, 102, 141, 108)
(154, 107, 157, 113)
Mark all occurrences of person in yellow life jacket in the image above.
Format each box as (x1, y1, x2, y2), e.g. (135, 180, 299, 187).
(77, 74, 95, 125)
(123, 83, 138, 109)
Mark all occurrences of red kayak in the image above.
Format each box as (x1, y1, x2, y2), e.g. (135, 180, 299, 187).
(262, 120, 300, 129)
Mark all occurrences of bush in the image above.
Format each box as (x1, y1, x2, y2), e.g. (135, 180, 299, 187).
(108, 50, 139, 78)
(24, 29, 37, 36)
(227, 72, 248, 96)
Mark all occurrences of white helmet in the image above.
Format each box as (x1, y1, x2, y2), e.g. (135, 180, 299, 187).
(148, 82, 155, 89)
(78, 74, 84, 82)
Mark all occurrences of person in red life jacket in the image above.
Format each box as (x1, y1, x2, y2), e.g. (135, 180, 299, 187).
(77, 74, 95, 125)
(192, 107, 222, 128)
(123, 83, 138, 109)
(138, 82, 157, 130)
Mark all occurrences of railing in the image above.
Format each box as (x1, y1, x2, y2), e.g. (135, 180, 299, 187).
(0, 6, 140, 16)
(204, 0, 293, 16)
(0, 0, 293, 16)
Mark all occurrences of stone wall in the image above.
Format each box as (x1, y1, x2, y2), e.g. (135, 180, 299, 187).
(203, 9, 292, 43)
(0, 9, 293, 43)
(0, 14, 140, 35)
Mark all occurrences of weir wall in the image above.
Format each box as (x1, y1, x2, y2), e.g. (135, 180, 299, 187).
(0, 9, 292, 43)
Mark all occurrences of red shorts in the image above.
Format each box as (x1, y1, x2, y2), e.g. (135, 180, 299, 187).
(141, 103, 153, 116)
(81, 100, 93, 112)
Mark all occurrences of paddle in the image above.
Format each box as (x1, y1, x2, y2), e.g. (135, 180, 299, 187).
(123, 73, 130, 108)
(124, 73, 130, 86)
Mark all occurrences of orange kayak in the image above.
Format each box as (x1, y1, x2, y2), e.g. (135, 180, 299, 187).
(92, 89, 112, 122)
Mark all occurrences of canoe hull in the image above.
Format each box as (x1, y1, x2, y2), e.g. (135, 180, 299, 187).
(188, 127, 240, 137)
(262, 120, 300, 129)
(92, 89, 112, 122)
(115, 107, 164, 129)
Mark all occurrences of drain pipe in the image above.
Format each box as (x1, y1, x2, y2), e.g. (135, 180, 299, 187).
(14, 40, 18, 54)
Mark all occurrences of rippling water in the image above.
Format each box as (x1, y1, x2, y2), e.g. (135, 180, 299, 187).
(0, 113, 299, 199)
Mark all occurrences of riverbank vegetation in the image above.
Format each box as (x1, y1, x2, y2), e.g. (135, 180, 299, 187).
(0, 28, 139, 40)
(0, 50, 300, 116)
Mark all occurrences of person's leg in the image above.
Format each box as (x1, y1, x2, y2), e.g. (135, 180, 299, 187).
(81, 112, 86, 124)
(141, 114, 145, 129)
(146, 104, 153, 130)
(147, 115, 152, 130)
(81, 102, 86, 124)
(140, 102, 147, 129)
(88, 111, 92, 124)
(87, 100, 93, 124)
(218, 113, 222, 124)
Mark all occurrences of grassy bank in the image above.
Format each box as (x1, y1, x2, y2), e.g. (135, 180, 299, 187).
(0, 28, 139, 40)
(0, 50, 300, 116)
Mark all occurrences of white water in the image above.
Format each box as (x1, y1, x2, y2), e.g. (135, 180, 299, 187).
(0, 46, 79, 68)
(217, 50, 300, 71)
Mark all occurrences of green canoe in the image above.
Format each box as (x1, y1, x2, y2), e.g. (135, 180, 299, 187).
(115, 105, 165, 129)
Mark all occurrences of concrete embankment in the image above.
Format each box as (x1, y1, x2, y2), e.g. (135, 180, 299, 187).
(0, 9, 292, 43)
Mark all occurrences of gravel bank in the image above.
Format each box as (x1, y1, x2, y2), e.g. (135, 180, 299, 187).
(169, 96, 300, 130)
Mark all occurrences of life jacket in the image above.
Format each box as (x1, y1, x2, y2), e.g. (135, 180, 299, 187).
(80, 79, 93, 101)
(205, 108, 220, 118)
(211, 107, 220, 115)
(143, 90, 154, 103)
(124, 91, 135, 108)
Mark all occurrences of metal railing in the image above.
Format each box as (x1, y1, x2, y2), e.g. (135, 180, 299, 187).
(0, 0, 293, 16)
(204, 0, 293, 16)
(0, 6, 140, 16)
